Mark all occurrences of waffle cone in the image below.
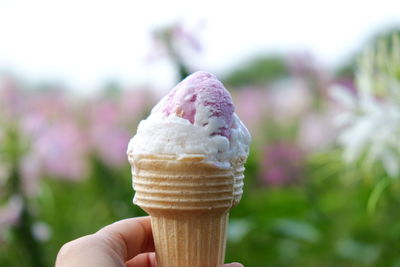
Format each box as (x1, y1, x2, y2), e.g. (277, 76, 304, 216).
(130, 154, 245, 267)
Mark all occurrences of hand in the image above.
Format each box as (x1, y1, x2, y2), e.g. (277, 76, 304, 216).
(56, 216, 243, 267)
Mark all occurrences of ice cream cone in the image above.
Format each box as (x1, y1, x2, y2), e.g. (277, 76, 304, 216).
(127, 71, 251, 266)
(130, 154, 245, 267)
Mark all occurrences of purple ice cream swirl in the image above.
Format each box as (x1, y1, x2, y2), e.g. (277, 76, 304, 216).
(161, 71, 234, 138)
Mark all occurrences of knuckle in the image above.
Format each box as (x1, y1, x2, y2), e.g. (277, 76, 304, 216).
(57, 240, 76, 261)
(56, 235, 95, 265)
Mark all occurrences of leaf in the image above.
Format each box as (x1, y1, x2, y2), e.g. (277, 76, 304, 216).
(272, 219, 320, 243)
(367, 178, 391, 215)
(335, 238, 380, 265)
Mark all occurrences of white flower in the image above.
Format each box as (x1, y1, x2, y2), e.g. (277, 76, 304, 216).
(228, 218, 251, 243)
(32, 221, 52, 242)
(331, 34, 400, 178)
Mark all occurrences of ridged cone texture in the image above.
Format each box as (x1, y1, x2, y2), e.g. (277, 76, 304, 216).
(130, 154, 245, 267)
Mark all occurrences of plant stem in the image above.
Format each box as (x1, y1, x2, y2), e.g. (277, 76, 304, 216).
(7, 127, 47, 267)
(14, 201, 47, 267)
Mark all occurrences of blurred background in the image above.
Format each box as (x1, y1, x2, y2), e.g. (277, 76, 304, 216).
(2, 1, 400, 266)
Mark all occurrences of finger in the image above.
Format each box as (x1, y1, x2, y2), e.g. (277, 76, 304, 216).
(221, 263, 244, 267)
(56, 233, 120, 267)
(96, 216, 155, 261)
(56, 217, 155, 267)
(126, 252, 157, 267)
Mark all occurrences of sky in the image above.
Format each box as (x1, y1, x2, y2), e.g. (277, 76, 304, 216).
(0, 0, 400, 94)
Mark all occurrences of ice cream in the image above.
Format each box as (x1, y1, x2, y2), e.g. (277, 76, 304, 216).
(127, 71, 251, 267)
(127, 71, 251, 168)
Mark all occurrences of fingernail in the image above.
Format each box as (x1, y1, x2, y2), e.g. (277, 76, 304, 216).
(223, 263, 244, 267)
(148, 252, 157, 267)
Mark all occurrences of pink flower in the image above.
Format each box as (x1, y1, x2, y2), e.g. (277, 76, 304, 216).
(0, 195, 23, 238)
(266, 78, 312, 122)
(119, 89, 155, 123)
(33, 120, 89, 181)
(20, 112, 48, 140)
(333, 78, 357, 95)
(0, 75, 25, 119)
(13, 89, 89, 182)
(232, 87, 266, 133)
(171, 23, 203, 54)
(261, 142, 304, 186)
(29, 91, 71, 121)
(90, 125, 131, 168)
(297, 110, 337, 152)
(147, 22, 203, 69)
(287, 52, 319, 77)
(20, 153, 42, 196)
(88, 97, 133, 168)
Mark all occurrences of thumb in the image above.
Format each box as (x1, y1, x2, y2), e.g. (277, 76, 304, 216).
(221, 263, 244, 267)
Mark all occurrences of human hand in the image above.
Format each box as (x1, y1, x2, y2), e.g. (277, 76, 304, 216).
(56, 216, 243, 267)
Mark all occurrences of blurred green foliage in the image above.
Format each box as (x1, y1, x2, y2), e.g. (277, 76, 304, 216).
(3, 146, 400, 266)
(223, 56, 288, 87)
(335, 28, 400, 79)
(226, 150, 400, 266)
(1, 158, 146, 266)
(2, 27, 400, 267)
